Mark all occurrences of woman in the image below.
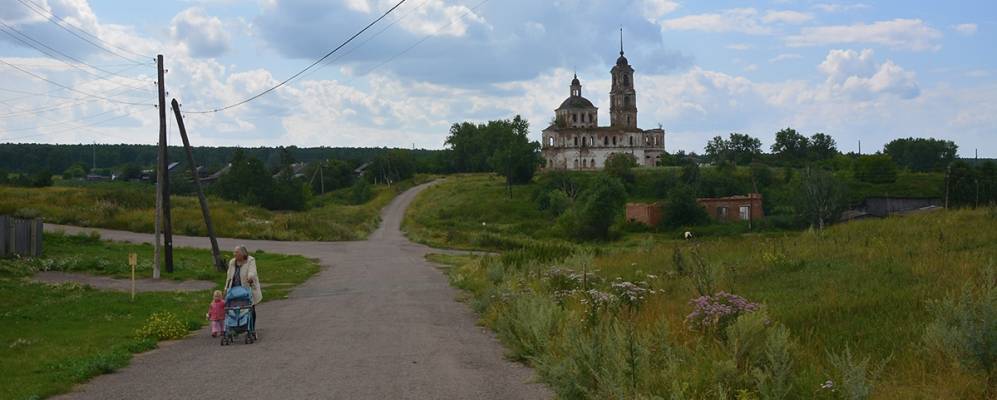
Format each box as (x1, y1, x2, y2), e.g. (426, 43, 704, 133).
(224, 245, 262, 335)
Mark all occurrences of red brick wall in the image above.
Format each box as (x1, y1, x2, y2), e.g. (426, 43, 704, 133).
(626, 203, 662, 226)
(696, 194, 764, 222)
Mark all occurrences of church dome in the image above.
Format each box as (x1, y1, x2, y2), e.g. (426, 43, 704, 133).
(616, 54, 629, 66)
(557, 95, 595, 110)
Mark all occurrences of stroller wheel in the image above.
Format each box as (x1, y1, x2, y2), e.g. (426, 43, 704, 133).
(245, 335, 251, 344)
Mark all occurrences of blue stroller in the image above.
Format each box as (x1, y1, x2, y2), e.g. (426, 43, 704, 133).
(221, 286, 257, 345)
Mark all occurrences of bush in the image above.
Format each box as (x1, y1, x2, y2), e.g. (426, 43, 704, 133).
(605, 152, 637, 184)
(134, 311, 189, 340)
(853, 155, 898, 184)
(686, 292, 760, 338)
(824, 347, 889, 400)
(661, 185, 709, 229)
(350, 178, 373, 204)
(494, 292, 563, 361)
(924, 265, 997, 390)
(559, 174, 626, 240)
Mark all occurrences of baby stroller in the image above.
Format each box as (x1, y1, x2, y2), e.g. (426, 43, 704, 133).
(221, 286, 257, 345)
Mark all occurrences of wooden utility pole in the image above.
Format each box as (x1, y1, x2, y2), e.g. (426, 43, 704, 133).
(157, 54, 174, 273)
(153, 135, 162, 279)
(171, 99, 225, 271)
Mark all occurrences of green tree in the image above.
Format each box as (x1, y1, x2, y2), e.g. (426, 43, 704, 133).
(771, 128, 810, 165)
(350, 177, 373, 204)
(948, 160, 978, 208)
(980, 161, 997, 205)
(705, 133, 761, 165)
(604, 152, 637, 184)
(808, 133, 838, 161)
(0, 168, 9, 185)
(796, 167, 845, 230)
(490, 116, 540, 187)
(854, 155, 898, 184)
(214, 150, 274, 208)
(118, 163, 143, 181)
(884, 137, 958, 172)
(660, 185, 709, 228)
(63, 163, 87, 179)
(307, 159, 355, 194)
(560, 174, 626, 240)
(367, 149, 416, 184)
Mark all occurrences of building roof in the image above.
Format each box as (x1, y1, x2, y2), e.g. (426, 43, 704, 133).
(556, 95, 596, 110)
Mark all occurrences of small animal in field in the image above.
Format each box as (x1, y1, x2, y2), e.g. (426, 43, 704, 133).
(683, 231, 693, 240)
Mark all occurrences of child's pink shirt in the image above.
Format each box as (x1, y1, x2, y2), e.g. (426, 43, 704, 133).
(208, 299, 225, 321)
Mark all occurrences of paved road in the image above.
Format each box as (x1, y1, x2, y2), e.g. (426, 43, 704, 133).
(50, 181, 550, 400)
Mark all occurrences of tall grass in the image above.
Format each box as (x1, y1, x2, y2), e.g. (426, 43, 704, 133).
(0, 176, 431, 240)
(433, 208, 996, 399)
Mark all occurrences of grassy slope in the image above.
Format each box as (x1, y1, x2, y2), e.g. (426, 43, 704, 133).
(0, 176, 433, 241)
(409, 174, 996, 399)
(0, 233, 320, 400)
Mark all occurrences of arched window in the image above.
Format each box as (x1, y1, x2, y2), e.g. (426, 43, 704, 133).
(574, 159, 578, 169)
(572, 114, 577, 123)
(574, 136, 578, 146)
(591, 159, 596, 168)
(604, 137, 609, 146)
(582, 159, 587, 168)
(627, 116, 631, 126)
(629, 136, 634, 146)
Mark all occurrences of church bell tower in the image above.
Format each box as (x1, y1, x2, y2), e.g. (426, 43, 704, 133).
(610, 28, 637, 129)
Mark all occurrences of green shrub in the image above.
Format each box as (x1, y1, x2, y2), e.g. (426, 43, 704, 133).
(924, 264, 997, 389)
(853, 155, 898, 184)
(660, 185, 709, 229)
(559, 174, 626, 240)
(493, 292, 563, 361)
(825, 347, 889, 400)
(134, 311, 189, 340)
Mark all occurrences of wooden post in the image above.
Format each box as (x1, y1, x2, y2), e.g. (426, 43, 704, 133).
(153, 140, 162, 279)
(171, 99, 225, 271)
(129, 253, 137, 301)
(157, 54, 174, 273)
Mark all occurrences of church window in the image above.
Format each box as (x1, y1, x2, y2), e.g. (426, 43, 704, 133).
(572, 114, 577, 123)
(583, 159, 587, 168)
(629, 136, 634, 146)
(574, 137, 578, 146)
(627, 116, 631, 126)
(591, 159, 596, 168)
(574, 159, 578, 169)
(613, 136, 617, 146)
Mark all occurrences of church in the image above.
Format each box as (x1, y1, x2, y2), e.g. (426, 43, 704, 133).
(541, 35, 665, 170)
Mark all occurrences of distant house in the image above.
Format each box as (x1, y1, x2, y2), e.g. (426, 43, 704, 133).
(85, 174, 110, 182)
(625, 193, 764, 227)
(626, 203, 663, 226)
(200, 164, 231, 185)
(841, 197, 943, 221)
(697, 193, 764, 222)
(273, 162, 308, 179)
(354, 162, 372, 177)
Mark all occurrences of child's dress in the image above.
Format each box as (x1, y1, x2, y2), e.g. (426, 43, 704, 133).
(208, 299, 225, 336)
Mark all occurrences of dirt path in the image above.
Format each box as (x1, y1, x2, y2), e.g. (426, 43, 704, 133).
(32, 271, 214, 292)
(49, 181, 550, 399)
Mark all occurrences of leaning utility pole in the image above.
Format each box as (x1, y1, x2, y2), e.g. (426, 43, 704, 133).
(171, 99, 225, 271)
(157, 54, 174, 273)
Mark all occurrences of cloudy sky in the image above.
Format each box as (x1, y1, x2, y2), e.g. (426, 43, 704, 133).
(0, 0, 994, 156)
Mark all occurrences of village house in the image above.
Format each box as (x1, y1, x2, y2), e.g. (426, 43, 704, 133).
(626, 193, 765, 226)
(541, 33, 665, 171)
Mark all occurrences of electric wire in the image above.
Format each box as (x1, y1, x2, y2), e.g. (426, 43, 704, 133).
(0, 59, 154, 106)
(12, 0, 154, 65)
(184, 0, 408, 114)
(0, 62, 152, 104)
(0, 20, 153, 90)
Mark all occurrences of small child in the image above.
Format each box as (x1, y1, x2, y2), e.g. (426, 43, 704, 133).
(207, 290, 225, 337)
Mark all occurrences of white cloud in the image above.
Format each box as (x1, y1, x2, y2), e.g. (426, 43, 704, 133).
(769, 53, 802, 63)
(726, 43, 752, 51)
(660, 8, 772, 34)
(169, 7, 231, 58)
(786, 19, 943, 51)
(762, 10, 813, 24)
(638, 0, 680, 23)
(392, 0, 486, 37)
(343, 0, 371, 13)
(814, 3, 870, 13)
(818, 49, 918, 99)
(953, 23, 977, 35)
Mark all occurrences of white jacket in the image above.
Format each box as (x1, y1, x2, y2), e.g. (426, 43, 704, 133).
(224, 256, 263, 305)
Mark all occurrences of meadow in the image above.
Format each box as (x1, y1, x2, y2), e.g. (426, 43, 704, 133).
(409, 175, 996, 399)
(0, 176, 432, 241)
(0, 232, 320, 400)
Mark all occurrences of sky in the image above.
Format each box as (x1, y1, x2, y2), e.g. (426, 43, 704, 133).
(0, 0, 995, 156)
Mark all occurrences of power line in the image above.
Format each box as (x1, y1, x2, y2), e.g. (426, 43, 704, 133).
(0, 62, 151, 104)
(0, 20, 153, 90)
(12, 0, 153, 65)
(184, 0, 408, 114)
(0, 59, 154, 106)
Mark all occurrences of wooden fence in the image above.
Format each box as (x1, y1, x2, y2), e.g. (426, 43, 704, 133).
(0, 216, 43, 257)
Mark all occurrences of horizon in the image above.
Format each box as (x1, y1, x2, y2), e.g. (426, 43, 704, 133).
(1, 1, 995, 157)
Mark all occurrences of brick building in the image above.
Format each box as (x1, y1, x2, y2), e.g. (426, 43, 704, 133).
(625, 203, 663, 226)
(697, 193, 764, 222)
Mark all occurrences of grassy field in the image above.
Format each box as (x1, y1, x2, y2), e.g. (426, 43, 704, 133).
(0, 232, 320, 400)
(411, 175, 996, 399)
(0, 176, 433, 241)
(431, 210, 996, 399)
